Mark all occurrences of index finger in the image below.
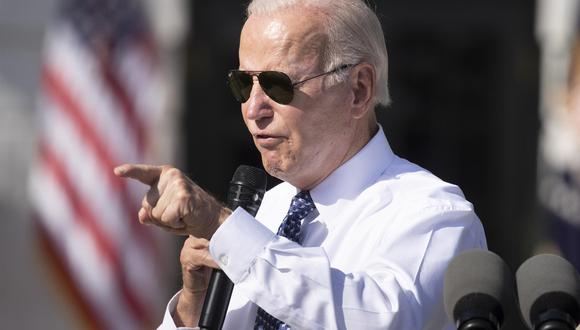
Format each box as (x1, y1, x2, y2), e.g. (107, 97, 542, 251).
(114, 163, 163, 185)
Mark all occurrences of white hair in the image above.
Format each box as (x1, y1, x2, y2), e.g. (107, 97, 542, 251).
(246, 0, 390, 107)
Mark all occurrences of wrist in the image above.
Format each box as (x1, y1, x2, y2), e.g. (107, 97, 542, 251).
(203, 203, 231, 239)
(218, 207, 232, 226)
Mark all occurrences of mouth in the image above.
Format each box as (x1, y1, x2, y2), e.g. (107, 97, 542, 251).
(254, 134, 284, 148)
(256, 133, 276, 139)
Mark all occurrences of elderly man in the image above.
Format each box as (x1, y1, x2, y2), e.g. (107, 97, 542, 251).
(115, 0, 486, 329)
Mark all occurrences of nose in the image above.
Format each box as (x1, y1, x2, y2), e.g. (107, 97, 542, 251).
(244, 78, 274, 121)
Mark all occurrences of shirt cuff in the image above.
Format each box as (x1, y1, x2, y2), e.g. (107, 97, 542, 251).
(157, 290, 200, 330)
(209, 207, 276, 284)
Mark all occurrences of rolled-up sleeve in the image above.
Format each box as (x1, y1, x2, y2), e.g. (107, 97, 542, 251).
(208, 203, 486, 330)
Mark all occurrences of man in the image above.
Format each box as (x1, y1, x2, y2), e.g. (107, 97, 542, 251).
(115, 0, 487, 329)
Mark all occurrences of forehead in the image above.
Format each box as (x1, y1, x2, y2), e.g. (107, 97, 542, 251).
(239, 8, 328, 72)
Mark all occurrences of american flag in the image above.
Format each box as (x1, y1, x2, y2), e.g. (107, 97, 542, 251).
(29, 0, 171, 328)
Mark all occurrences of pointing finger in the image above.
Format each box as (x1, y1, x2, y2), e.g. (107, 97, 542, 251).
(114, 164, 163, 186)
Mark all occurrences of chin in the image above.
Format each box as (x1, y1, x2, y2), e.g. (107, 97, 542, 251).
(261, 157, 292, 181)
(262, 160, 284, 179)
(259, 149, 304, 183)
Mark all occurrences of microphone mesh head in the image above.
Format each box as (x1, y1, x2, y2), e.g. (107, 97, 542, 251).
(231, 165, 267, 191)
(444, 250, 516, 327)
(516, 254, 580, 329)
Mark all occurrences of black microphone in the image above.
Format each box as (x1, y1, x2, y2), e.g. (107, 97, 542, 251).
(516, 254, 580, 330)
(444, 250, 516, 330)
(198, 165, 267, 330)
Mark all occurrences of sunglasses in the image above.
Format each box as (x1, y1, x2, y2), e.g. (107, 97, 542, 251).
(227, 64, 354, 105)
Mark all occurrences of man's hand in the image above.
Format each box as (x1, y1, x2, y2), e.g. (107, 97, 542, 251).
(174, 236, 219, 327)
(114, 164, 231, 238)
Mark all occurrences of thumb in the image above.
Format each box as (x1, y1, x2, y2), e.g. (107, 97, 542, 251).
(114, 163, 163, 186)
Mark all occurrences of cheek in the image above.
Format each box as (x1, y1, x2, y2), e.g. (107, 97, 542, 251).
(307, 106, 351, 140)
(296, 116, 349, 165)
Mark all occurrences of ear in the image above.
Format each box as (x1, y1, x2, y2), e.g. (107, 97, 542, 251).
(349, 62, 375, 119)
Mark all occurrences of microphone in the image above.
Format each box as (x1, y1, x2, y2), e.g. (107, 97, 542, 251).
(198, 165, 267, 330)
(516, 254, 580, 330)
(444, 250, 516, 330)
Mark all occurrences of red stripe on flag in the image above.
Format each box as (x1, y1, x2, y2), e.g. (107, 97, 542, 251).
(41, 64, 162, 266)
(34, 215, 106, 330)
(98, 51, 147, 155)
(39, 142, 151, 326)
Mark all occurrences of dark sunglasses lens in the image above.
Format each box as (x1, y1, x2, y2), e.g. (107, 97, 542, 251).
(259, 71, 294, 104)
(227, 71, 253, 102)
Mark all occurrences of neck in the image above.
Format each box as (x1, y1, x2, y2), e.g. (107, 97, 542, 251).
(296, 118, 378, 191)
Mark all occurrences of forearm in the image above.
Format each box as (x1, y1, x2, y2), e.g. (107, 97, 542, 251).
(173, 289, 207, 327)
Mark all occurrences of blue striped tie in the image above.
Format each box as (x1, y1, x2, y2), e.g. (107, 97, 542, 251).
(254, 190, 315, 330)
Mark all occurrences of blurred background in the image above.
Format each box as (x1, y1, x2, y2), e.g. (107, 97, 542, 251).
(1, 0, 579, 329)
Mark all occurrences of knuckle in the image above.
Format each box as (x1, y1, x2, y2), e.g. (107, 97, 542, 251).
(164, 167, 182, 179)
(138, 211, 150, 224)
(151, 207, 162, 219)
(174, 178, 193, 193)
(184, 265, 201, 273)
(191, 236, 202, 244)
(141, 196, 150, 208)
(179, 251, 188, 264)
(175, 177, 186, 187)
(176, 190, 191, 201)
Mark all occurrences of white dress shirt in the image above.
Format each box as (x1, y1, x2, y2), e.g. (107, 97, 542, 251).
(158, 126, 487, 330)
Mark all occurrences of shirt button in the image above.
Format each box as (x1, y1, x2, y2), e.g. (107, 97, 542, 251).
(219, 254, 229, 266)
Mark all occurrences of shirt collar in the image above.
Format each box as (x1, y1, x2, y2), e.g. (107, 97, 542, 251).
(305, 124, 396, 216)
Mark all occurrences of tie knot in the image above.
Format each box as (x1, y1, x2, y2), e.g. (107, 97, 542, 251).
(276, 190, 315, 243)
(289, 190, 315, 218)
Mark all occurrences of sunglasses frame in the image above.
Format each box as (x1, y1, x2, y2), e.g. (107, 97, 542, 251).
(227, 63, 355, 105)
